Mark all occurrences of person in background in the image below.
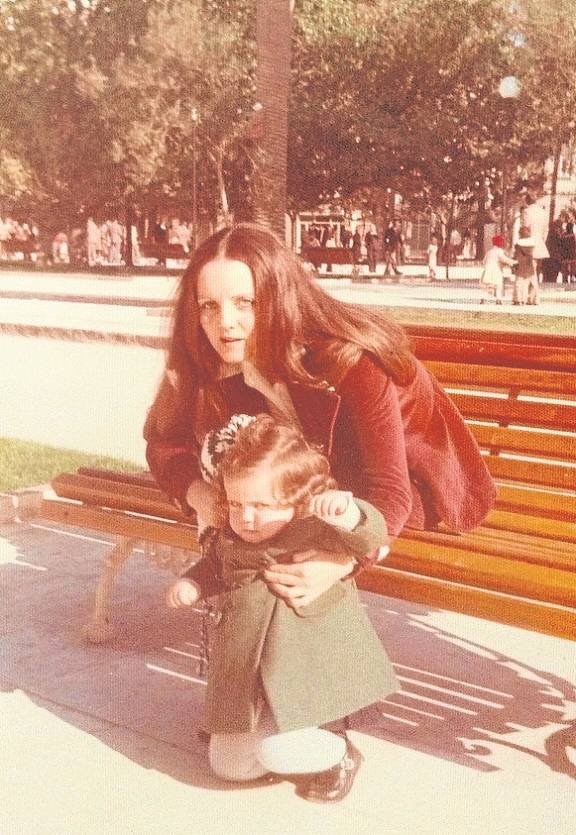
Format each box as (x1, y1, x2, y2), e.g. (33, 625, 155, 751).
(383, 221, 401, 276)
(363, 218, 379, 274)
(512, 225, 537, 305)
(427, 233, 439, 280)
(479, 234, 516, 304)
(51, 231, 70, 265)
(86, 217, 100, 266)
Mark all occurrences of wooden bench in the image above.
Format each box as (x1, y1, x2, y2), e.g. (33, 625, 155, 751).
(2, 238, 41, 258)
(139, 241, 188, 264)
(302, 246, 358, 270)
(40, 326, 576, 643)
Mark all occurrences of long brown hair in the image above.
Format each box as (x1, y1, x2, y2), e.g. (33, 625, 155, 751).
(148, 222, 416, 438)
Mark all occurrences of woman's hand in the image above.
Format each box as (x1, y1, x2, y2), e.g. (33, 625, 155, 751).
(262, 549, 355, 609)
(166, 578, 200, 608)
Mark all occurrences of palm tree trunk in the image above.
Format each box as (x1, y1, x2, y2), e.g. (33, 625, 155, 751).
(253, 0, 294, 238)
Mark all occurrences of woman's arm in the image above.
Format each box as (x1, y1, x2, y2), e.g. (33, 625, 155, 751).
(499, 251, 517, 267)
(336, 353, 413, 537)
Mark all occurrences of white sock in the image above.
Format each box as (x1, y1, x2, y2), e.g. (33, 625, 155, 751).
(258, 727, 346, 775)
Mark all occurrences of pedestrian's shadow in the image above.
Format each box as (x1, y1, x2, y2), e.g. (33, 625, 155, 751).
(2, 521, 575, 788)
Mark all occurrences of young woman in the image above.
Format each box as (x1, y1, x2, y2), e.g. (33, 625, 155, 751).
(145, 222, 496, 610)
(167, 414, 396, 802)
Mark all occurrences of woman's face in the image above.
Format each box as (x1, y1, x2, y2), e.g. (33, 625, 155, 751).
(196, 258, 256, 365)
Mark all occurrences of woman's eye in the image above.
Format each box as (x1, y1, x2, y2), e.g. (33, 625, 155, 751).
(198, 300, 217, 312)
(236, 297, 255, 310)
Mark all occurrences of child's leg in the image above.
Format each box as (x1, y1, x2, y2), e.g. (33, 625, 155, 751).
(209, 712, 346, 781)
(258, 726, 346, 775)
(209, 726, 274, 781)
(516, 276, 528, 304)
(209, 706, 277, 781)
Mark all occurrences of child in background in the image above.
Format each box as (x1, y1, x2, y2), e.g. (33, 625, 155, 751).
(167, 414, 395, 804)
(513, 225, 537, 306)
(427, 233, 439, 280)
(480, 234, 516, 304)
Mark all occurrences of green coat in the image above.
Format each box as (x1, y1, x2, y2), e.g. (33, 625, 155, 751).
(184, 500, 397, 734)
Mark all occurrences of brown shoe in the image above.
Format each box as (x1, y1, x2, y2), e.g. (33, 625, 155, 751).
(295, 736, 363, 804)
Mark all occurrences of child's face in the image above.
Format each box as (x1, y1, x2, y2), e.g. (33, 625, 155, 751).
(224, 469, 295, 544)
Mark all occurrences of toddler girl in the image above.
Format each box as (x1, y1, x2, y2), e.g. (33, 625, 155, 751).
(480, 234, 516, 304)
(167, 414, 396, 803)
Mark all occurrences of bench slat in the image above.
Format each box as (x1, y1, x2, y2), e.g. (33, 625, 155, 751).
(387, 537, 576, 607)
(485, 456, 576, 492)
(427, 361, 576, 396)
(42, 499, 200, 551)
(450, 392, 576, 430)
(357, 568, 576, 641)
(43, 495, 576, 609)
(402, 525, 575, 570)
(471, 424, 576, 462)
(53, 470, 576, 523)
(51, 473, 184, 522)
(411, 330, 576, 372)
(496, 483, 576, 520)
(482, 507, 576, 544)
(77, 467, 155, 488)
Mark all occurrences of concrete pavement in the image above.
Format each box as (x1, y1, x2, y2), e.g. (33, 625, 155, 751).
(1, 267, 575, 343)
(1, 514, 575, 835)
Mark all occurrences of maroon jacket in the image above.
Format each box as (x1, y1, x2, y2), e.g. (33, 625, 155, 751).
(145, 354, 496, 538)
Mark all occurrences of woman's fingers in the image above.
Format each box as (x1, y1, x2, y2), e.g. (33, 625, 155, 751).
(263, 552, 355, 608)
(262, 565, 304, 586)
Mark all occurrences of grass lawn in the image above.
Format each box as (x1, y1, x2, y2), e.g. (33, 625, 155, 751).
(0, 437, 141, 492)
(387, 305, 576, 335)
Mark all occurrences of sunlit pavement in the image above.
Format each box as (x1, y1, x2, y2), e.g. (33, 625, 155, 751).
(0, 267, 575, 339)
(1, 517, 575, 835)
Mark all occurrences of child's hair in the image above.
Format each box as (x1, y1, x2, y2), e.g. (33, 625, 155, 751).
(215, 414, 336, 522)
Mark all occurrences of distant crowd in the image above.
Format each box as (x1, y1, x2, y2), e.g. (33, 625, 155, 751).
(0, 215, 196, 267)
(0, 217, 41, 260)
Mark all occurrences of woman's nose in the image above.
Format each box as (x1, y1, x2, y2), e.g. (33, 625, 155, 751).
(219, 301, 237, 329)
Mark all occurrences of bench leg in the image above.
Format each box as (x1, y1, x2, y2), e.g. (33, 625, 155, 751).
(82, 537, 138, 643)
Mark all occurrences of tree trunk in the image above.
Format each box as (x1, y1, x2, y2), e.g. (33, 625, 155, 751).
(125, 203, 134, 267)
(548, 138, 562, 230)
(253, 0, 294, 238)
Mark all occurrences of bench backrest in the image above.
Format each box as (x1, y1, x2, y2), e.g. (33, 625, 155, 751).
(302, 246, 354, 265)
(408, 326, 576, 540)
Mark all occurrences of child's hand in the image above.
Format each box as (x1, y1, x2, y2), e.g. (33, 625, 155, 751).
(166, 578, 200, 608)
(310, 490, 353, 522)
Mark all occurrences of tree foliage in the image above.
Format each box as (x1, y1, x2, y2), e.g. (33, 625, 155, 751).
(0, 0, 573, 229)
